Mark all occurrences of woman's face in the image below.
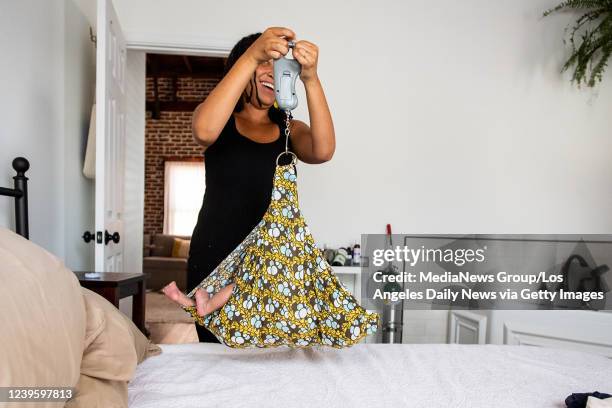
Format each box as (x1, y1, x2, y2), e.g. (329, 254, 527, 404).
(244, 59, 276, 109)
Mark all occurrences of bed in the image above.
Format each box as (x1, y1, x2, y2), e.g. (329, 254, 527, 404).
(128, 342, 612, 408)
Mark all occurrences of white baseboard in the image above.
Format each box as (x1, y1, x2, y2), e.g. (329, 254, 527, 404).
(503, 322, 612, 358)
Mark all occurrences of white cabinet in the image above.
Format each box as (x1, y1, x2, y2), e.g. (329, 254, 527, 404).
(332, 266, 361, 298)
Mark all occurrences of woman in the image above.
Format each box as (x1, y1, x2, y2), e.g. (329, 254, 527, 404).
(187, 27, 335, 342)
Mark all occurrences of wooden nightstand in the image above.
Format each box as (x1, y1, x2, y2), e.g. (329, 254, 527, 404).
(74, 271, 148, 335)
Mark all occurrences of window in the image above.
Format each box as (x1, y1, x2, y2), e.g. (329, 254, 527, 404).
(163, 160, 205, 236)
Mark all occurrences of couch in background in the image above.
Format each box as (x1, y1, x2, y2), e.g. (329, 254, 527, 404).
(143, 233, 190, 291)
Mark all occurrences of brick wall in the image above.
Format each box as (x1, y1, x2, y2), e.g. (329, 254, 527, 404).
(145, 77, 218, 101)
(144, 76, 220, 236)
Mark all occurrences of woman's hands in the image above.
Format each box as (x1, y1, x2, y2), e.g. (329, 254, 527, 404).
(245, 27, 319, 83)
(292, 41, 319, 83)
(245, 27, 295, 63)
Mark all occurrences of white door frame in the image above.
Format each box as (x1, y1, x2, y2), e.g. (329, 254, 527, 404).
(125, 32, 233, 57)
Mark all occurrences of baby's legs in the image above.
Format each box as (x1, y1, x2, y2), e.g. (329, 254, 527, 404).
(195, 283, 235, 317)
(163, 280, 235, 317)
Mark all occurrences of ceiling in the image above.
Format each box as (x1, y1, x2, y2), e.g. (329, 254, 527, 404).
(146, 53, 226, 79)
(146, 53, 226, 116)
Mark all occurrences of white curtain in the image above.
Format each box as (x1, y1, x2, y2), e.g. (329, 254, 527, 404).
(163, 161, 206, 236)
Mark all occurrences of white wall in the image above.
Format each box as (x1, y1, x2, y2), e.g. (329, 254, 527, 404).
(0, 0, 96, 268)
(64, 0, 97, 270)
(113, 0, 612, 249)
(0, 0, 65, 257)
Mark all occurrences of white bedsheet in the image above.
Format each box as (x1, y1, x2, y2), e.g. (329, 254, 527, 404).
(128, 343, 612, 408)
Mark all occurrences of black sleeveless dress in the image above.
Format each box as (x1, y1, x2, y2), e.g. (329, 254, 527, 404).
(188, 113, 294, 343)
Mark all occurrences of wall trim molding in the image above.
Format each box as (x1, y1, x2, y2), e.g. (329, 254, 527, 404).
(124, 31, 232, 57)
(503, 322, 612, 358)
(448, 310, 487, 344)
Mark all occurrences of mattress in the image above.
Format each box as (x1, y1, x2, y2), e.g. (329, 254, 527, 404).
(128, 343, 612, 408)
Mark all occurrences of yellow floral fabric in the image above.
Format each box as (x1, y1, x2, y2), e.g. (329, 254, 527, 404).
(183, 163, 379, 348)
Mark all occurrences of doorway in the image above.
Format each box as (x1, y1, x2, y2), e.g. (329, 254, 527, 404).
(142, 53, 225, 290)
(125, 51, 228, 343)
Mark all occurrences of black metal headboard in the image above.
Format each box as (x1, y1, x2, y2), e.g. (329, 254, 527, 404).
(0, 157, 30, 239)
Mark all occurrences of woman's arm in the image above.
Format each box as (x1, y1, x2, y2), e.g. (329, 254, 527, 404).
(289, 41, 336, 164)
(192, 27, 295, 149)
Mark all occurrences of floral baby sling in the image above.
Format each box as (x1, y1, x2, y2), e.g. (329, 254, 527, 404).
(182, 114, 379, 348)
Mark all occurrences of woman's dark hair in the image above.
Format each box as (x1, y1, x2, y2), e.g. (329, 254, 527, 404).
(225, 32, 285, 125)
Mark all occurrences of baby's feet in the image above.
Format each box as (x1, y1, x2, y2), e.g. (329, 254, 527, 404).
(195, 288, 209, 317)
(162, 281, 194, 307)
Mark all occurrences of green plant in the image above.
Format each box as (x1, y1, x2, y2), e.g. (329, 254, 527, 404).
(544, 0, 612, 87)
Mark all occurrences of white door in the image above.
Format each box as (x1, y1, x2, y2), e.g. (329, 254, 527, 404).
(95, 0, 126, 272)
